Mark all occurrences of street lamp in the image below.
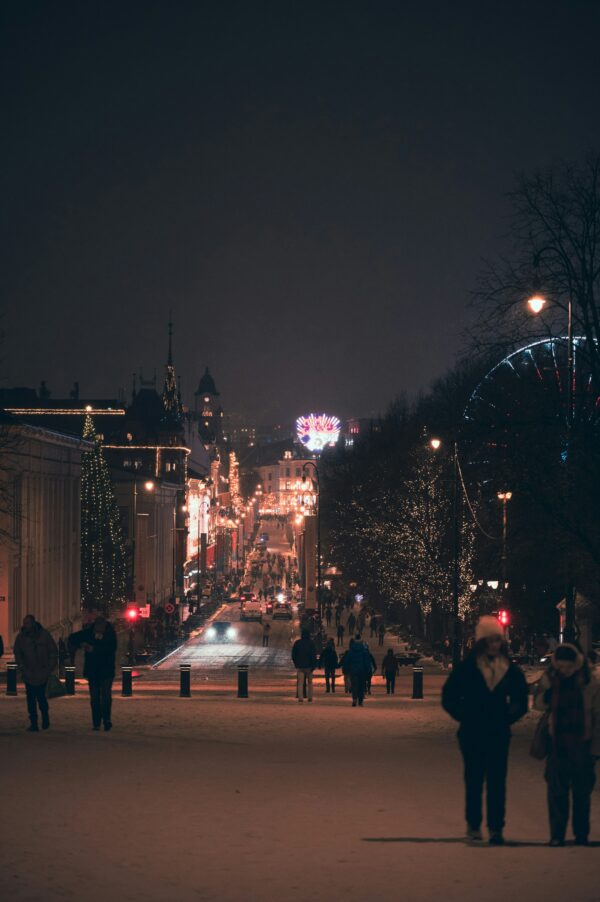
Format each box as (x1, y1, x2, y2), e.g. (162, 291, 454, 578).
(527, 265, 576, 641)
(497, 491, 512, 600)
(430, 437, 461, 668)
(302, 461, 321, 614)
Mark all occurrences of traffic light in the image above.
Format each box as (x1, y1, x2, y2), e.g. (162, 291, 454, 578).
(498, 609, 510, 627)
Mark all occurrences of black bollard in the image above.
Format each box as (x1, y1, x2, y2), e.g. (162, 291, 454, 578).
(180, 663, 191, 698)
(412, 666, 424, 700)
(122, 666, 133, 697)
(65, 666, 76, 696)
(6, 662, 17, 696)
(237, 664, 249, 698)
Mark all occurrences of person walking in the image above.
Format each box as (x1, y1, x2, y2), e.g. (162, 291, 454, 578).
(365, 648, 377, 695)
(346, 634, 372, 707)
(262, 621, 271, 648)
(339, 640, 353, 694)
(347, 612, 356, 635)
(378, 621, 386, 646)
(335, 605, 342, 627)
(441, 616, 528, 845)
(534, 643, 600, 846)
(370, 616, 378, 639)
(441, 637, 452, 669)
(13, 614, 58, 732)
(325, 607, 332, 627)
(68, 615, 117, 731)
(320, 638, 339, 693)
(382, 648, 399, 694)
(291, 628, 317, 703)
(336, 622, 345, 647)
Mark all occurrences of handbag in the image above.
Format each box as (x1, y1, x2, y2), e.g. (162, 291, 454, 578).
(529, 711, 550, 760)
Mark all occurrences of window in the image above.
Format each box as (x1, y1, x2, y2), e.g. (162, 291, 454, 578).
(295, 468, 301, 477)
(123, 459, 132, 468)
(285, 468, 290, 477)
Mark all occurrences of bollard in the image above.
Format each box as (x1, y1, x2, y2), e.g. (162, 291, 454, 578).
(237, 664, 249, 698)
(65, 666, 76, 696)
(411, 666, 424, 700)
(6, 662, 18, 696)
(180, 663, 191, 698)
(121, 666, 133, 697)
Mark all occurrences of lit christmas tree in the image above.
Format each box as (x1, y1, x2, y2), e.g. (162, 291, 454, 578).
(81, 414, 127, 613)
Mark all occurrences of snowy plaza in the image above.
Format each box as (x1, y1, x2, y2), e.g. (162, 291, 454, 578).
(1, 674, 599, 902)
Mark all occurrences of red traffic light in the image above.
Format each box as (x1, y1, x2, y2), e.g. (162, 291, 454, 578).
(498, 609, 510, 627)
(126, 607, 139, 621)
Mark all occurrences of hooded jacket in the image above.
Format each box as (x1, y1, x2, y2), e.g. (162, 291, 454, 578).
(534, 644, 600, 757)
(442, 653, 528, 737)
(346, 641, 373, 675)
(13, 621, 58, 686)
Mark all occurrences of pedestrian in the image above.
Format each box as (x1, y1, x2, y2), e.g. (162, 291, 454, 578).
(347, 634, 373, 707)
(325, 607, 332, 626)
(382, 648, 399, 694)
(291, 628, 317, 703)
(378, 621, 386, 646)
(335, 605, 342, 626)
(68, 615, 117, 731)
(336, 622, 345, 647)
(13, 614, 58, 732)
(262, 621, 271, 648)
(320, 638, 339, 693)
(441, 637, 452, 669)
(370, 616, 378, 638)
(441, 615, 529, 845)
(366, 649, 377, 695)
(534, 643, 600, 846)
(340, 640, 353, 694)
(347, 612, 356, 635)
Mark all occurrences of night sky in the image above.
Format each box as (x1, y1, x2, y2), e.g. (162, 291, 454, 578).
(3, 1, 600, 424)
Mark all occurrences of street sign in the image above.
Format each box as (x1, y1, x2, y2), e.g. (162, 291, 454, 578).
(165, 602, 175, 615)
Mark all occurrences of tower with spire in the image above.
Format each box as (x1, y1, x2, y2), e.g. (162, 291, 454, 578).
(194, 366, 223, 445)
(162, 319, 184, 429)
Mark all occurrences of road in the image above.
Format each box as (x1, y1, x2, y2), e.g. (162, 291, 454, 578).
(157, 519, 298, 672)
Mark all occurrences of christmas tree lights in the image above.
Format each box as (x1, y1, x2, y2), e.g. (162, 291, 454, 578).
(81, 414, 127, 613)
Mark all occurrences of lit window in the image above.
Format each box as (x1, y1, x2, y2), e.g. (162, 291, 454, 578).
(124, 459, 131, 468)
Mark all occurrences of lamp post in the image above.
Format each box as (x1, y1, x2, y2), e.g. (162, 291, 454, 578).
(527, 268, 576, 641)
(430, 438, 461, 668)
(302, 462, 321, 614)
(497, 491, 512, 601)
(132, 478, 154, 605)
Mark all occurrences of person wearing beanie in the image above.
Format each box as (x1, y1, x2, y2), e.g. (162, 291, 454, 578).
(534, 642, 600, 846)
(441, 615, 528, 845)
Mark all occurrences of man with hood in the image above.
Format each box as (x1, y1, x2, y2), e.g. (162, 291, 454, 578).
(13, 614, 58, 732)
(441, 615, 528, 845)
(534, 642, 600, 846)
(69, 614, 117, 731)
(346, 633, 373, 707)
(291, 628, 317, 703)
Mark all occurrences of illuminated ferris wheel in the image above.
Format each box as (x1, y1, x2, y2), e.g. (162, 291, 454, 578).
(461, 336, 600, 490)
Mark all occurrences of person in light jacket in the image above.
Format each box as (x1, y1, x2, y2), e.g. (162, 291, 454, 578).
(534, 642, 600, 846)
(13, 614, 58, 732)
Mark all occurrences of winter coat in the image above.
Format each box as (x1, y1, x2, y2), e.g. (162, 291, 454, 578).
(68, 623, 117, 680)
(320, 645, 338, 671)
(441, 654, 528, 739)
(13, 622, 58, 686)
(382, 652, 398, 675)
(292, 636, 318, 670)
(346, 641, 373, 676)
(534, 650, 600, 757)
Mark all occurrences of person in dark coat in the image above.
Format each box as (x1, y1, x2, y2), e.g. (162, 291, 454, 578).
(534, 643, 600, 846)
(69, 615, 117, 731)
(442, 616, 528, 845)
(378, 621, 386, 646)
(382, 649, 399, 694)
(346, 635, 373, 707)
(336, 622, 345, 647)
(370, 616, 378, 638)
(347, 612, 356, 635)
(365, 649, 377, 695)
(13, 614, 58, 731)
(319, 638, 339, 693)
(291, 628, 318, 702)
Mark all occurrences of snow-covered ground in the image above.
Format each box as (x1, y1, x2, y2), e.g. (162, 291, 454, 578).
(1, 686, 599, 902)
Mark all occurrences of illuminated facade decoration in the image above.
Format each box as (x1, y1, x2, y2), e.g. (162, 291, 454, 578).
(296, 413, 341, 452)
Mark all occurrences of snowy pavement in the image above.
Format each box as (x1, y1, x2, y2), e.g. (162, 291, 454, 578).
(1, 690, 599, 902)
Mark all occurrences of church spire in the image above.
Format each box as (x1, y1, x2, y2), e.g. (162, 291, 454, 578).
(162, 319, 183, 425)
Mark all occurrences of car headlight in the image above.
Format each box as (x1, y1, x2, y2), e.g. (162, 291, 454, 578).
(277, 593, 285, 602)
(207, 627, 216, 638)
(227, 628, 236, 639)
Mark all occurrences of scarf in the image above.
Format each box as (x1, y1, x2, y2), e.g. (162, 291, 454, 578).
(476, 654, 509, 691)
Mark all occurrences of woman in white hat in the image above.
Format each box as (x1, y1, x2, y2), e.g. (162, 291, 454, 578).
(442, 615, 528, 845)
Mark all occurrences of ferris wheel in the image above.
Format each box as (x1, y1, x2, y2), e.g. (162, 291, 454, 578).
(461, 336, 599, 490)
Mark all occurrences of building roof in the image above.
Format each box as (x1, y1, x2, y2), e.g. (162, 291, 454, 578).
(195, 367, 219, 397)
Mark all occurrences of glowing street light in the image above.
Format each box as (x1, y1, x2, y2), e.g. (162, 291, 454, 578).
(430, 437, 442, 450)
(144, 480, 155, 492)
